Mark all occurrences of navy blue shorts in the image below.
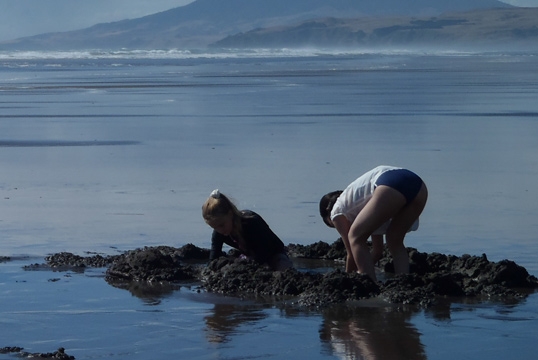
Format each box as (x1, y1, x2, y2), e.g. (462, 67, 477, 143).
(374, 169, 423, 204)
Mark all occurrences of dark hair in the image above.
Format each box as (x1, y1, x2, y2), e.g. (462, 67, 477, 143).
(319, 191, 343, 227)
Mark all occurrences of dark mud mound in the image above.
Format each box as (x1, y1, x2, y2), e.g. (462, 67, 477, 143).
(0, 346, 74, 359)
(409, 250, 537, 289)
(200, 257, 380, 307)
(287, 239, 346, 260)
(31, 241, 538, 308)
(23, 252, 120, 270)
(378, 249, 538, 306)
(376, 248, 538, 305)
(105, 245, 204, 283)
(46, 252, 119, 268)
(201, 245, 538, 307)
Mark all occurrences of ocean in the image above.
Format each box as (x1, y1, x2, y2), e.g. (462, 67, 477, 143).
(1, 48, 537, 359)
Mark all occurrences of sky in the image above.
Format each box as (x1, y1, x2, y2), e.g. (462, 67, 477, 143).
(0, 0, 196, 42)
(0, 0, 536, 42)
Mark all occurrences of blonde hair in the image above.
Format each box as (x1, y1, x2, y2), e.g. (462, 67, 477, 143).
(202, 190, 243, 234)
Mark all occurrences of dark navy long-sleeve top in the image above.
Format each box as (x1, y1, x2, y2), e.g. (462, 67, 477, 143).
(209, 210, 285, 264)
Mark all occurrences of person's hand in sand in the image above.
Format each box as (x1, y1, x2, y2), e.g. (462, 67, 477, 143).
(202, 189, 293, 271)
(319, 166, 428, 281)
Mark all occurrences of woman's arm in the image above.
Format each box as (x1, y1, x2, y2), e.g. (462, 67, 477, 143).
(332, 215, 357, 272)
(209, 230, 226, 260)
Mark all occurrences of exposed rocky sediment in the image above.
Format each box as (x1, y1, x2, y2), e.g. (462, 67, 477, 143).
(201, 257, 380, 307)
(0, 347, 74, 359)
(26, 240, 538, 308)
(23, 252, 120, 270)
(104, 245, 204, 283)
(200, 246, 538, 307)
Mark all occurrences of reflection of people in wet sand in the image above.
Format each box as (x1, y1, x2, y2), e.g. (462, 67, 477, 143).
(204, 303, 267, 343)
(319, 166, 427, 281)
(108, 281, 179, 305)
(320, 305, 426, 360)
(202, 189, 293, 271)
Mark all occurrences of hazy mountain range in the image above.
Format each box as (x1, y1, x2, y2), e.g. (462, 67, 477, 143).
(1, 0, 532, 51)
(214, 7, 538, 50)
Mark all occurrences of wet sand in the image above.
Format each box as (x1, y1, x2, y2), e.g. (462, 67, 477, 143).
(2, 242, 536, 359)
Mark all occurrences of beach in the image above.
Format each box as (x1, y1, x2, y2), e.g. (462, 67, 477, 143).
(1, 49, 537, 359)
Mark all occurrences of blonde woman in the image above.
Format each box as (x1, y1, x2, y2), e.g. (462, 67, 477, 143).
(202, 189, 293, 271)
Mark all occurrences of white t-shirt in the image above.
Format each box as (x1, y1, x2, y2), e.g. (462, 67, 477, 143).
(330, 165, 419, 235)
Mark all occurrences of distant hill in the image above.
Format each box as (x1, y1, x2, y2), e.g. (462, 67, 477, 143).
(212, 8, 538, 50)
(0, 0, 513, 50)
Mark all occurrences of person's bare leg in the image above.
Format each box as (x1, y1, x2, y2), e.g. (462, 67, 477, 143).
(354, 240, 376, 279)
(348, 186, 406, 280)
(385, 231, 409, 274)
(386, 183, 428, 274)
(371, 234, 384, 265)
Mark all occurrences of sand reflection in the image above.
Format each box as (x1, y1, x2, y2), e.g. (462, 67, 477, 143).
(204, 303, 267, 343)
(320, 304, 426, 360)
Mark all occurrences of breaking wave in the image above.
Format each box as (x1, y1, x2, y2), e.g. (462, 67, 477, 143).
(0, 47, 491, 61)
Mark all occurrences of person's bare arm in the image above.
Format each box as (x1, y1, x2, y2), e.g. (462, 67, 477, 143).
(332, 215, 357, 272)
